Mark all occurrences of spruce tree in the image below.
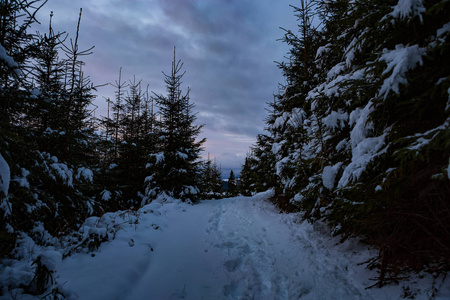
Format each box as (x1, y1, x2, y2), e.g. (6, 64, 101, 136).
(239, 154, 256, 196)
(30, 13, 70, 157)
(255, 0, 450, 282)
(323, 0, 450, 279)
(144, 48, 205, 203)
(59, 8, 96, 165)
(0, 0, 46, 258)
(95, 69, 128, 208)
(0, 2, 100, 259)
(264, 1, 324, 212)
(98, 71, 159, 208)
(210, 158, 224, 197)
(250, 133, 278, 193)
(227, 170, 237, 197)
(201, 154, 223, 199)
(117, 77, 145, 204)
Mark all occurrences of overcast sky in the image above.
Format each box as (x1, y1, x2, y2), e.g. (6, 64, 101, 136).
(33, 0, 298, 174)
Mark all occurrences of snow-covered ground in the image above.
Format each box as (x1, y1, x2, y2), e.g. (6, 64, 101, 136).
(2, 191, 449, 299)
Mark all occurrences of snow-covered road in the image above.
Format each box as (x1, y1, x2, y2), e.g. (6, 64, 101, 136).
(55, 191, 448, 299)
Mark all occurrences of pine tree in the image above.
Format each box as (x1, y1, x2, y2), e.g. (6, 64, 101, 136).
(140, 84, 158, 160)
(117, 77, 144, 202)
(0, 0, 46, 258)
(99, 67, 128, 166)
(266, 1, 324, 211)
(239, 153, 256, 196)
(0, 2, 100, 259)
(29, 12, 69, 157)
(97, 71, 159, 208)
(226, 170, 238, 197)
(0, 0, 45, 127)
(110, 68, 127, 161)
(318, 0, 450, 279)
(252, 134, 278, 192)
(210, 158, 224, 197)
(256, 0, 450, 282)
(59, 8, 96, 165)
(94, 68, 128, 208)
(201, 154, 223, 199)
(144, 48, 205, 203)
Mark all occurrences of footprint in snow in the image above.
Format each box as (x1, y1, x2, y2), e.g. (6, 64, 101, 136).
(224, 257, 242, 272)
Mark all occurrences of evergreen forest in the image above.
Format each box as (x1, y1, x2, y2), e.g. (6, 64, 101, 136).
(0, 0, 221, 262)
(240, 0, 450, 284)
(0, 0, 449, 297)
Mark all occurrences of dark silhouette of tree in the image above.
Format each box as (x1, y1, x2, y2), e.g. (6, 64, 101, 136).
(227, 170, 237, 197)
(144, 48, 205, 203)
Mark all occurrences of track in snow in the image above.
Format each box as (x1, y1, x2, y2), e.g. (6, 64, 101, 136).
(204, 193, 367, 299)
(54, 191, 448, 299)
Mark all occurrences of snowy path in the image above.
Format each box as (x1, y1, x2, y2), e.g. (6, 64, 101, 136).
(55, 192, 448, 299)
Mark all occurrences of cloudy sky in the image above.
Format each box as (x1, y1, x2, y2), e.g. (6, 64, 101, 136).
(33, 0, 298, 174)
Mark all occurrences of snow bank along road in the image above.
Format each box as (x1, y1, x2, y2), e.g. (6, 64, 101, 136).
(53, 191, 448, 299)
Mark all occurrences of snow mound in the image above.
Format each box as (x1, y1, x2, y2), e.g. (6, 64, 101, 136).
(0, 153, 10, 197)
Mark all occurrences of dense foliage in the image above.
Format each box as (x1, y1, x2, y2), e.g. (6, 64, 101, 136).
(243, 0, 450, 283)
(0, 0, 220, 270)
(0, 2, 99, 260)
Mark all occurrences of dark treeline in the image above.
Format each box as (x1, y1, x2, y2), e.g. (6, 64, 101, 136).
(0, 0, 223, 263)
(240, 0, 450, 285)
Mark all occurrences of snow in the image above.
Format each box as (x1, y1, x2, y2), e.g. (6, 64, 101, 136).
(322, 163, 343, 189)
(336, 139, 348, 151)
(447, 88, 450, 111)
(437, 22, 450, 37)
(447, 158, 450, 180)
(0, 198, 12, 218)
(349, 102, 374, 148)
(322, 110, 348, 130)
(332, 102, 391, 187)
(338, 133, 387, 188)
(288, 108, 306, 128)
(14, 168, 30, 188)
(76, 167, 93, 183)
(1, 260, 34, 294)
(0, 44, 18, 69)
(327, 62, 345, 80)
(271, 140, 285, 155)
(315, 43, 331, 59)
(344, 36, 364, 68)
(50, 162, 74, 187)
(275, 157, 290, 177)
(38, 251, 63, 272)
(0, 153, 10, 197)
(176, 151, 188, 159)
(2, 193, 449, 299)
(273, 112, 288, 128)
(406, 118, 450, 152)
(309, 68, 367, 100)
(390, 0, 425, 21)
(101, 190, 112, 201)
(379, 44, 425, 99)
(151, 152, 165, 164)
